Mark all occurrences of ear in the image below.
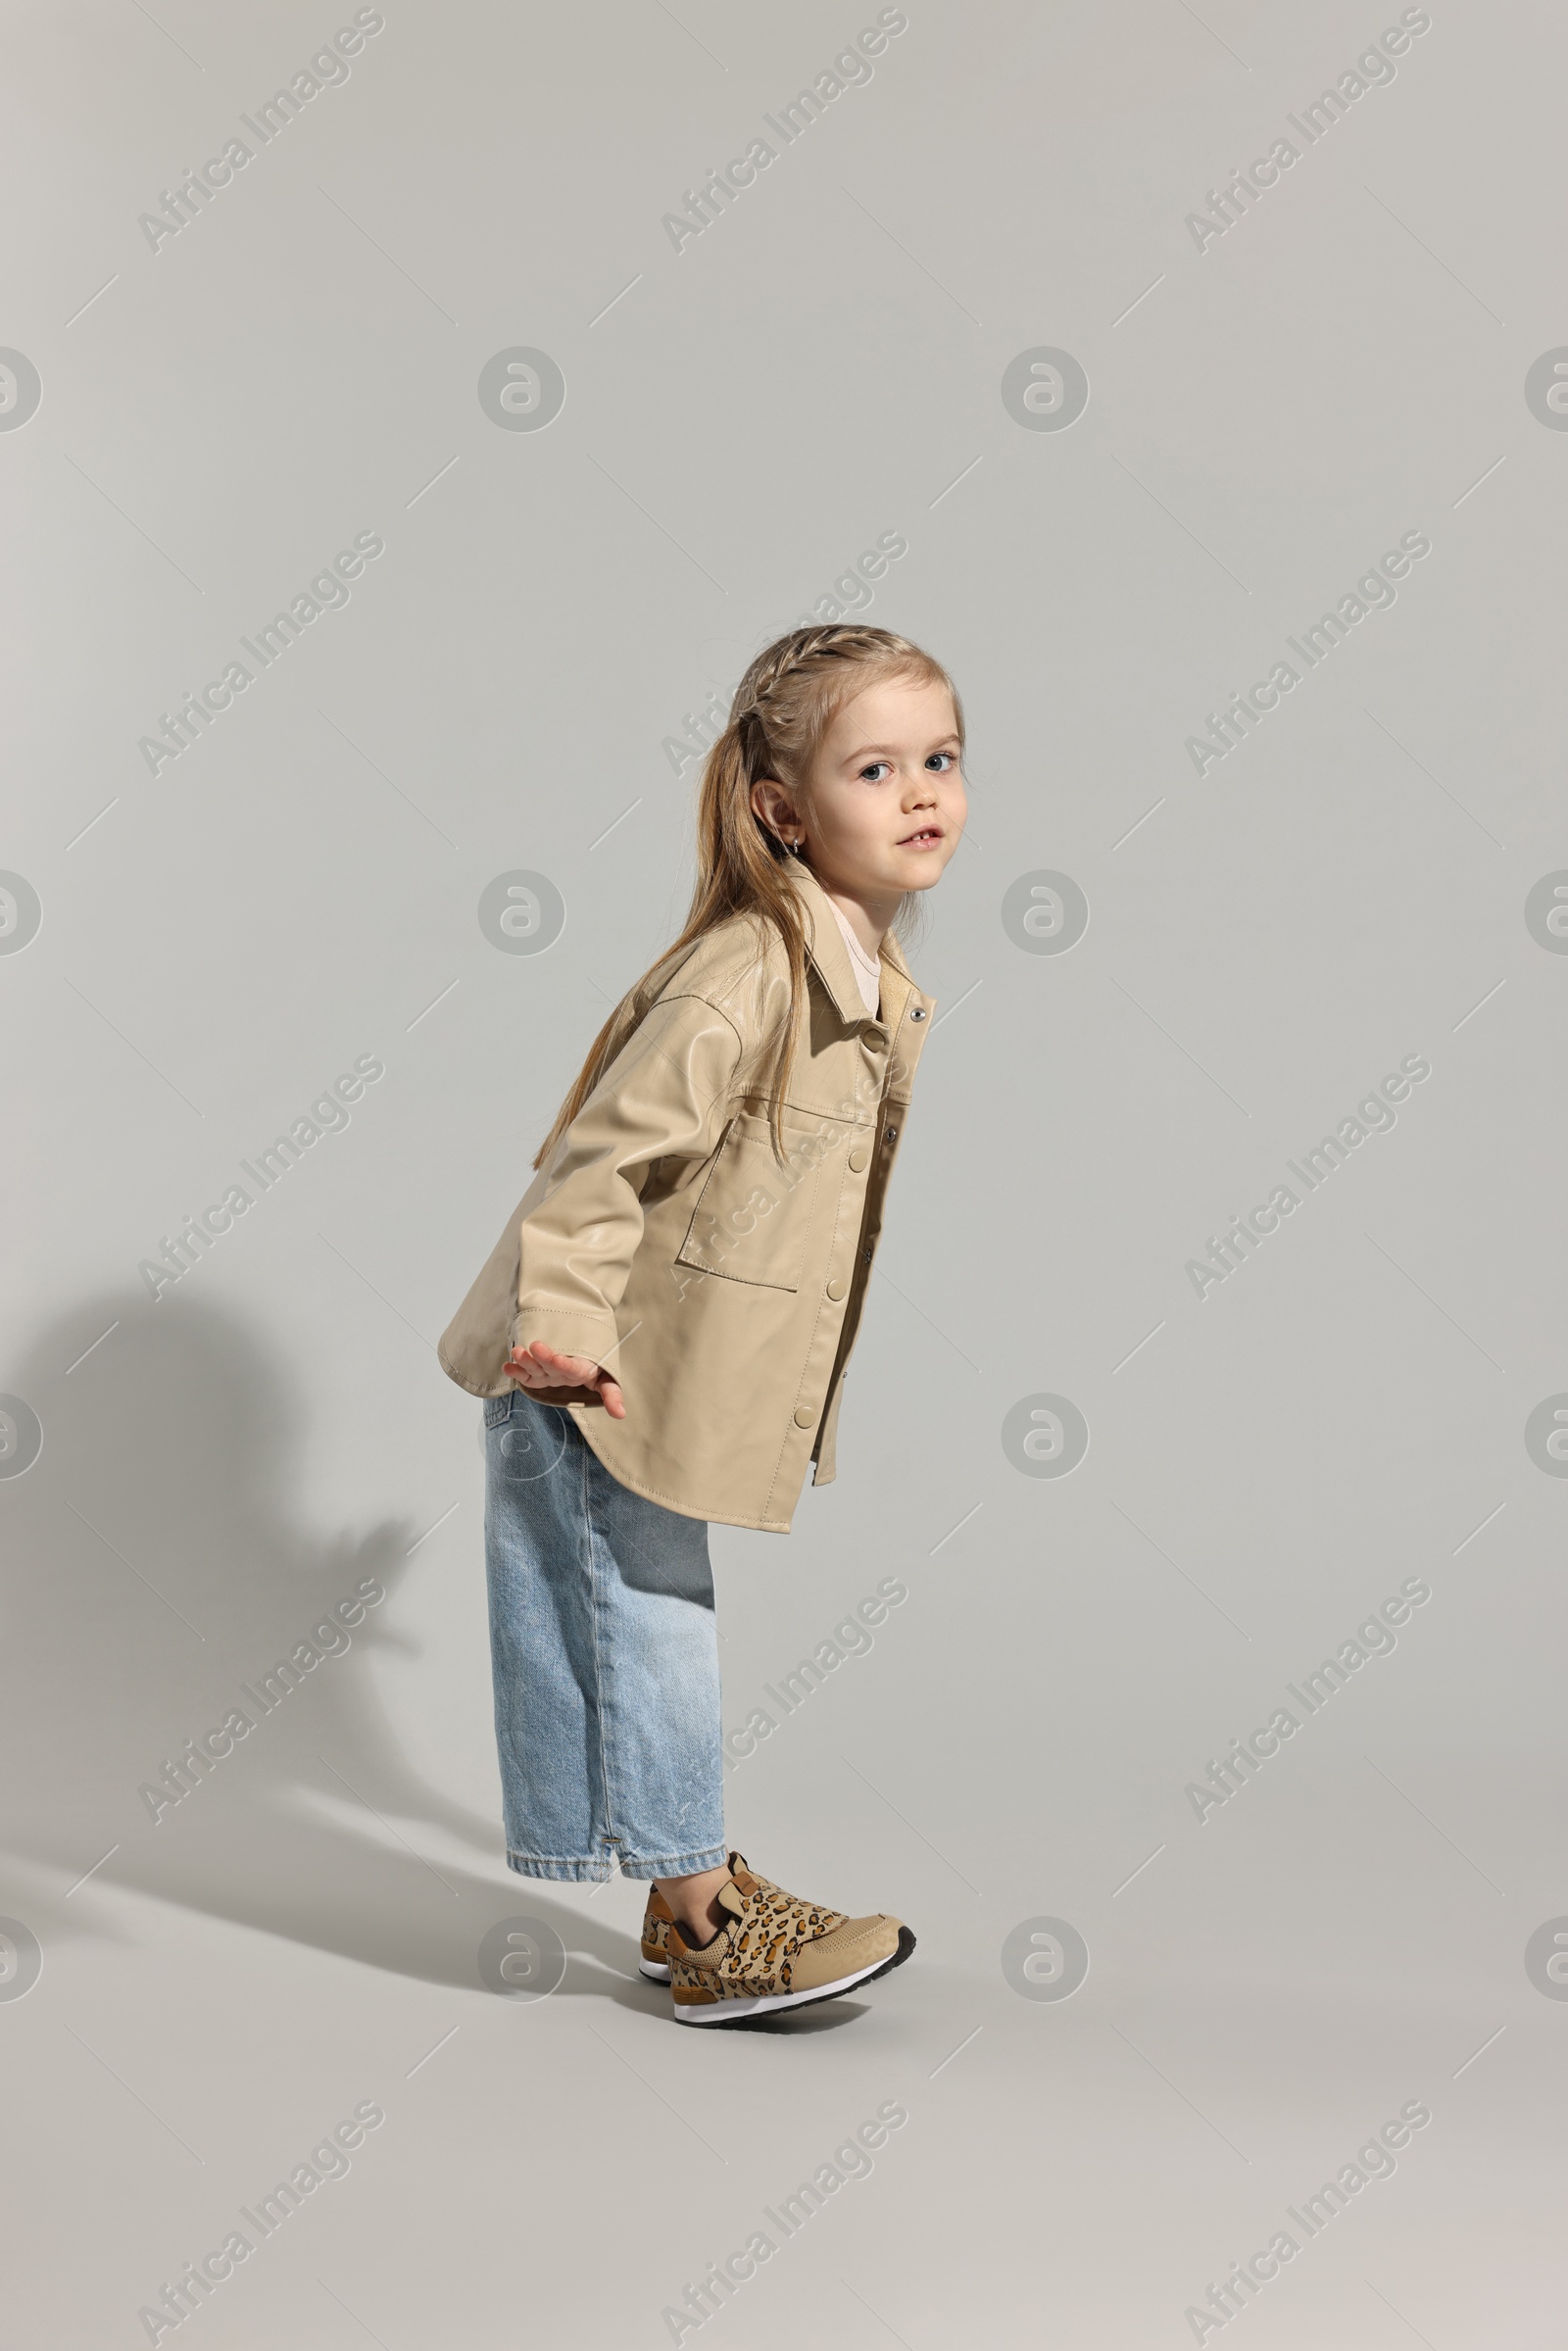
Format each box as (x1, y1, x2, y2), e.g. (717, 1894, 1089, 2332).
(749, 775, 795, 832)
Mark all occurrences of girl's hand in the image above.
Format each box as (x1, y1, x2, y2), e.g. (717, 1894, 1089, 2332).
(504, 1340, 627, 1421)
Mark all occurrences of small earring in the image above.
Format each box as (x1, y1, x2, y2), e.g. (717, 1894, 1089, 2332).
(790, 836, 805, 858)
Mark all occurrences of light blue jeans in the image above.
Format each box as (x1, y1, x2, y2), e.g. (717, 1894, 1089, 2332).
(483, 1385, 726, 1882)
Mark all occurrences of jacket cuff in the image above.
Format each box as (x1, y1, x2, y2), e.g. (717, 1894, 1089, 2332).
(509, 1308, 623, 1371)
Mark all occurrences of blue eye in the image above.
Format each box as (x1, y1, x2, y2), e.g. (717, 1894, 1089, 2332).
(859, 761, 892, 782)
(926, 752, 956, 772)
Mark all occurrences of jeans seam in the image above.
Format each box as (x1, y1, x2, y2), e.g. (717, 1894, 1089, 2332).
(581, 1425, 623, 1851)
(618, 1845, 729, 1881)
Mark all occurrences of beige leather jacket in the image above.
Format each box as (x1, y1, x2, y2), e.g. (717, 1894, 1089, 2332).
(437, 858, 936, 1532)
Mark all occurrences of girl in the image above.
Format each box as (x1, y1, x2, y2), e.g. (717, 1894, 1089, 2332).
(439, 622, 966, 2024)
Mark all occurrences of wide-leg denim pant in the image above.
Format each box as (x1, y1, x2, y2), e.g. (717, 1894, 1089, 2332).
(483, 1385, 725, 1882)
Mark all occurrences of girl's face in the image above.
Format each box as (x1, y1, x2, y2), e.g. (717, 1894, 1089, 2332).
(756, 671, 967, 906)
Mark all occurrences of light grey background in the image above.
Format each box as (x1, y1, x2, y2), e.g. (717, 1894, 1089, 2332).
(5, 0, 1566, 2342)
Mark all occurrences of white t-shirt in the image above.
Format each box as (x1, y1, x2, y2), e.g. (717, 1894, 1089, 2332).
(825, 895, 883, 1018)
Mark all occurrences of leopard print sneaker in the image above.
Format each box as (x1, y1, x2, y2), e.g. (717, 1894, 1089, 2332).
(639, 1884, 678, 1983)
(663, 1852, 914, 2025)
(639, 1853, 796, 1982)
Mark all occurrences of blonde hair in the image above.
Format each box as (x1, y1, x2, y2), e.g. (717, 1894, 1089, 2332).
(532, 622, 961, 1170)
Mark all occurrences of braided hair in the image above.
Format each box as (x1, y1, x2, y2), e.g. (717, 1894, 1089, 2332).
(532, 623, 959, 1169)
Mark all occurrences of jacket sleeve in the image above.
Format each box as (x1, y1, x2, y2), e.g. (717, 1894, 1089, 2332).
(510, 990, 742, 1368)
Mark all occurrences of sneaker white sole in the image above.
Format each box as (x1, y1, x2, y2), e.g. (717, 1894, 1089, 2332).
(639, 1955, 670, 1983)
(671, 1927, 914, 2025)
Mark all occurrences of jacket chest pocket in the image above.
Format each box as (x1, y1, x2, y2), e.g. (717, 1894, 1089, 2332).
(673, 1113, 827, 1291)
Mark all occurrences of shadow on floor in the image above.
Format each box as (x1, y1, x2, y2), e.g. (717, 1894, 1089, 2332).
(0, 1291, 664, 2002)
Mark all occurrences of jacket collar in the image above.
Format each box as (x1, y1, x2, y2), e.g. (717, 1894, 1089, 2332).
(785, 857, 911, 1030)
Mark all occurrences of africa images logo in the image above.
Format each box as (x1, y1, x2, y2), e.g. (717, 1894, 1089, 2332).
(136, 12, 386, 254)
(660, 12, 908, 254)
(1184, 532, 1432, 778)
(1182, 10, 1434, 257)
(1184, 1054, 1431, 1299)
(136, 533, 386, 778)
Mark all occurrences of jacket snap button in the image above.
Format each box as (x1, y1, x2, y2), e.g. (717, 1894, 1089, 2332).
(826, 1277, 847, 1300)
(909, 1006, 926, 1021)
(885, 1126, 899, 1143)
(848, 1146, 868, 1172)
(793, 1404, 815, 1428)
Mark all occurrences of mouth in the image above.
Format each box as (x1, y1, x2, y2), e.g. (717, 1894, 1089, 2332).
(898, 825, 945, 848)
